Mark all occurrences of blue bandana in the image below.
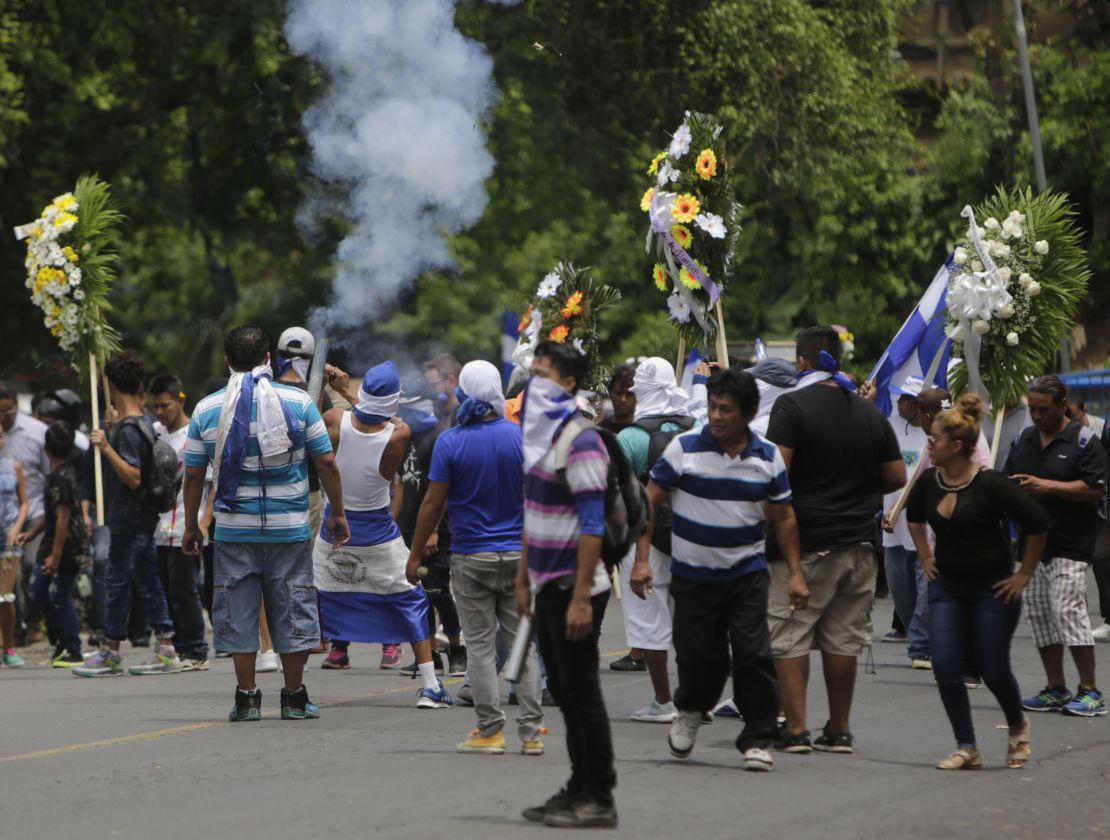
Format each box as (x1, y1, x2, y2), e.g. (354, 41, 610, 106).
(796, 350, 857, 393)
(353, 361, 401, 425)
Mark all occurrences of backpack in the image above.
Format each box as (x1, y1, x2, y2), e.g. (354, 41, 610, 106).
(553, 417, 648, 572)
(120, 417, 182, 514)
(633, 414, 696, 556)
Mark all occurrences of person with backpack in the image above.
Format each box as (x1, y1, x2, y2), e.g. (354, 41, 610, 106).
(618, 357, 697, 724)
(517, 340, 623, 829)
(642, 368, 807, 772)
(75, 351, 182, 677)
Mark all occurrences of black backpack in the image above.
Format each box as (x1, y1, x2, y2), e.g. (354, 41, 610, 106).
(554, 417, 648, 572)
(633, 414, 696, 555)
(120, 417, 183, 514)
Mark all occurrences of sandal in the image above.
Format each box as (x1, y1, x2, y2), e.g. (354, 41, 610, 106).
(1007, 718, 1031, 769)
(936, 747, 982, 770)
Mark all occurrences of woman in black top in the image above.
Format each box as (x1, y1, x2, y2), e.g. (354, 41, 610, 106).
(907, 395, 1049, 771)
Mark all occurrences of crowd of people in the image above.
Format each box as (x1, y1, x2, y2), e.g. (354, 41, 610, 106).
(2, 321, 1109, 829)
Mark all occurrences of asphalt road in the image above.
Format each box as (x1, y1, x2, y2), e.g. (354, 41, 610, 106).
(3, 593, 1110, 840)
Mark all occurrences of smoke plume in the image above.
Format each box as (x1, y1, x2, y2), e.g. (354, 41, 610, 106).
(286, 0, 514, 342)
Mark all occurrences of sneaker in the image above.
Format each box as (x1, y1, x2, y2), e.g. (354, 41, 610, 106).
(609, 653, 646, 672)
(52, 651, 84, 668)
(774, 725, 813, 754)
(2, 650, 25, 668)
(322, 649, 350, 670)
(129, 647, 183, 675)
(630, 698, 678, 723)
(50, 642, 65, 663)
(73, 648, 124, 678)
(542, 688, 556, 706)
(521, 727, 547, 756)
(380, 643, 403, 669)
(713, 699, 741, 719)
(743, 747, 774, 772)
(1062, 686, 1108, 718)
(813, 723, 854, 754)
(880, 630, 908, 643)
(447, 644, 468, 677)
(667, 710, 702, 759)
(911, 658, 933, 670)
(256, 650, 281, 673)
(1093, 623, 1110, 643)
(416, 680, 454, 709)
(964, 674, 982, 689)
(543, 795, 618, 829)
(280, 685, 320, 720)
(455, 684, 474, 706)
(229, 688, 263, 722)
(401, 652, 444, 676)
(179, 655, 210, 672)
(522, 788, 572, 823)
(1022, 685, 1073, 713)
(456, 728, 505, 754)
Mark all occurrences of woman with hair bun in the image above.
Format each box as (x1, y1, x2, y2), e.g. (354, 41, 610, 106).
(906, 394, 1051, 770)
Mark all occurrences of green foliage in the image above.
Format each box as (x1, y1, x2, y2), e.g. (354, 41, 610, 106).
(948, 187, 1090, 407)
(70, 175, 124, 378)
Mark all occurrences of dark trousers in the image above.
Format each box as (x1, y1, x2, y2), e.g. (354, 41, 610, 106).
(928, 574, 1024, 746)
(672, 569, 780, 751)
(156, 546, 209, 658)
(423, 552, 461, 639)
(534, 584, 615, 806)
(31, 564, 80, 655)
(106, 533, 172, 643)
(1093, 519, 1110, 623)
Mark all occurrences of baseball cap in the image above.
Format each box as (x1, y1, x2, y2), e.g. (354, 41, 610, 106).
(891, 376, 924, 397)
(277, 327, 315, 359)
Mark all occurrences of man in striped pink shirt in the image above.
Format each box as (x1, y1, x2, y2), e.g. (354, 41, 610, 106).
(516, 340, 617, 830)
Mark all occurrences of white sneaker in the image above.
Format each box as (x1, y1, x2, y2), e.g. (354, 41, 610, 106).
(256, 650, 282, 673)
(630, 698, 678, 723)
(743, 747, 774, 772)
(667, 711, 702, 759)
(1093, 623, 1110, 642)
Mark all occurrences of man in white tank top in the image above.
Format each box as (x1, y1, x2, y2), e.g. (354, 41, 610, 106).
(313, 362, 453, 709)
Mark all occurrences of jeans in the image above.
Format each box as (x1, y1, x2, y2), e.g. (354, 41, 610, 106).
(672, 570, 780, 751)
(31, 564, 80, 655)
(106, 532, 173, 643)
(452, 552, 542, 739)
(534, 583, 615, 806)
(157, 546, 209, 658)
(928, 574, 1024, 746)
(884, 546, 930, 659)
(89, 525, 110, 634)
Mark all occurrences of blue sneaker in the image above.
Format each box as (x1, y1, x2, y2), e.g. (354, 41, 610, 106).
(417, 680, 454, 709)
(1062, 686, 1107, 717)
(713, 699, 742, 719)
(1022, 685, 1073, 712)
(280, 685, 320, 720)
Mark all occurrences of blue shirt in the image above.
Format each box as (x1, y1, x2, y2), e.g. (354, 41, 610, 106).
(429, 418, 523, 554)
(650, 426, 791, 581)
(185, 383, 332, 543)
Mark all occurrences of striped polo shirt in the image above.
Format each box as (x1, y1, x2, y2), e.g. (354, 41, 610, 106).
(524, 424, 610, 589)
(185, 383, 332, 543)
(649, 425, 791, 581)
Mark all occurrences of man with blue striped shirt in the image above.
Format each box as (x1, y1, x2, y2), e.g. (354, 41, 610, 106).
(181, 326, 349, 722)
(638, 367, 808, 771)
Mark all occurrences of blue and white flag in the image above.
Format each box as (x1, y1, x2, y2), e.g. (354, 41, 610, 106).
(678, 346, 706, 394)
(868, 259, 953, 417)
(501, 309, 520, 387)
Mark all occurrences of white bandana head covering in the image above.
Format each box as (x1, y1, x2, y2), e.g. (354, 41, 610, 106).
(631, 357, 691, 420)
(458, 360, 506, 422)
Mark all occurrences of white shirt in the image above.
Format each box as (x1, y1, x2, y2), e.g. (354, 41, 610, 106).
(155, 420, 209, 546)
(882, 415, 927, 551)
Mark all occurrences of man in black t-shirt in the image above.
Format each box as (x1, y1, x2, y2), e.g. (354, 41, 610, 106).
(766, 326, 905, 754)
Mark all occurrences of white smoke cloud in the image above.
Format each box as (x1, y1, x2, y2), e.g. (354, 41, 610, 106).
(286, 0, 514, 340)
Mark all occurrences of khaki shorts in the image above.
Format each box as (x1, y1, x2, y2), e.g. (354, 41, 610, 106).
(768, 543, 876, 658)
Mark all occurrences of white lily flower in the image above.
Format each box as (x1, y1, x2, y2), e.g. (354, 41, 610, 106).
(669, 124, 692, 159)
(537, 272, 561, 299)
(667, 293, 692, 323)
(694, 212, 727, 239)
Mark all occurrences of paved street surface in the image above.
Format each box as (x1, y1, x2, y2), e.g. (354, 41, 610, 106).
(4, 594, 1110, 840)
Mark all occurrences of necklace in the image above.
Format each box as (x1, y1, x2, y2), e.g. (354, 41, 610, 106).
(935, 466, 981, 493)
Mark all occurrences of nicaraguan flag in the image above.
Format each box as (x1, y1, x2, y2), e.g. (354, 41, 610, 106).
(678, 347, 706, 394)
(868, 259, 953, 417)
(502, 309, 520, 387)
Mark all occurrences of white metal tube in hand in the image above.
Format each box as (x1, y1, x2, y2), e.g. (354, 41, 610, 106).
(989, 407, 1006, 468)
(89, 352, 105, 527)
(503, 615, 532, 683)
(714, 298, 729, 369)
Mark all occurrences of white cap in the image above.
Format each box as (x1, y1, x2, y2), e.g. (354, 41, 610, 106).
(277, 326, 315, 359)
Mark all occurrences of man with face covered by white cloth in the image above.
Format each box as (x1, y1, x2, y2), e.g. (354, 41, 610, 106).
(619, 358, 697, 723)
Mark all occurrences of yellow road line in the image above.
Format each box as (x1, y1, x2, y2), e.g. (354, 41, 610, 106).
(0, 650, 628, 764)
